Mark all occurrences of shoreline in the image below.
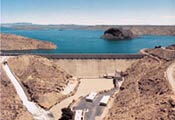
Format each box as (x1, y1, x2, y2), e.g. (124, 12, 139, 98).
(0, 33, 57, 51)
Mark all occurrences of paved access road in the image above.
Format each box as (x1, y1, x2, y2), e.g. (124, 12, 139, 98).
(73, 88, 118, 120)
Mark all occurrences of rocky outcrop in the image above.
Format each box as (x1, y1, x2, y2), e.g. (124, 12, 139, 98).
(0, 33, 57, 51)
(101, 28, 136, 40)
(0, 66, 33, 120)
(145, 48, 175, 61)
(7, 55, 73, 109)
(105, 46, 175, 120)
(166, 44, 175, 50)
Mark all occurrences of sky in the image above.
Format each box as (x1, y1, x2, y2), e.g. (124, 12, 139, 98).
(1, 0, 175, 25)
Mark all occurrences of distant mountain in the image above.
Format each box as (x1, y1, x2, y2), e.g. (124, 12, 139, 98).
(1, 23, 87, 30)
(1, 22, 33, 27)
(1, 23, 175, 36)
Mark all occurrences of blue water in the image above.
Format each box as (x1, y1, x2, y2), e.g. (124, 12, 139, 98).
(1, 28, 175, 54)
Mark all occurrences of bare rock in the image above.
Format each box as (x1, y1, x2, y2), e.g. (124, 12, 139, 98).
(101, 28, 136, 40)
(7, 55, 73, 109)
(0, 33, 57, 51)
(0, 66, 33, 120)
(105, 45, 175, 120)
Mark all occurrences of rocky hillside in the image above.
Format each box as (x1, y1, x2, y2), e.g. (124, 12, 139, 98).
(0, 33, 57, 51)
(146, 48, 175, 61)
(0, 66, 33, 120)
(7, 55, 73, 109)
(130, 26, 175, 36)
(166, 44, 175, 50)
(105, 46, 175, 120)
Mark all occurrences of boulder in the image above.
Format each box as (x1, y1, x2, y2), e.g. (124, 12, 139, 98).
(101, 28, 136, 40)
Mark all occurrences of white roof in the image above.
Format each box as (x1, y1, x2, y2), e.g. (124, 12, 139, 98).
(86, 92, 97, 101)
(74, 110, 83, 120)
(100, 95, 110, 105)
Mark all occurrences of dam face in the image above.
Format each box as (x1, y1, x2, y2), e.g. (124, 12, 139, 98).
(0, 53, 139, 77)
(54, 59, 137, 77)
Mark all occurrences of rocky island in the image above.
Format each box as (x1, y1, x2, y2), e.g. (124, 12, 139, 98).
(101, 28, 136, 40)
(0, 33, 57, 51)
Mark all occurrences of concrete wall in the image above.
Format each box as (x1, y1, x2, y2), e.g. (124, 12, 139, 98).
(54, 59, 137, 77)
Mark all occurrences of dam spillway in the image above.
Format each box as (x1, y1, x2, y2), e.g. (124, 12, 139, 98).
(2, 62, 54, 120)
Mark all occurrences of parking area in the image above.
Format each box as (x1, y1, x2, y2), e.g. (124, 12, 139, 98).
(73, 88, 118, 120)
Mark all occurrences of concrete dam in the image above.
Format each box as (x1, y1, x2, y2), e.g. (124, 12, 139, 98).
(1, 53, 142, 77)
(54, 59, 137, 78)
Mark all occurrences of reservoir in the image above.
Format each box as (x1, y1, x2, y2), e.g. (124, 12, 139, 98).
(1, 28, 175, 54)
